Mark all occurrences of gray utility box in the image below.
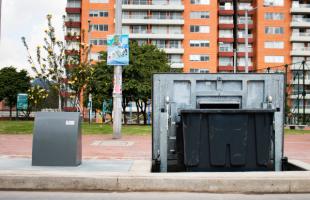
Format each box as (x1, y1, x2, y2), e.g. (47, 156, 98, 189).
(152, 73, 285, 172)
(32, 112, 82, 166)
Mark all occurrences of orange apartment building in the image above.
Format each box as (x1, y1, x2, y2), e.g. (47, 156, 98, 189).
(65, 0, 310, 116)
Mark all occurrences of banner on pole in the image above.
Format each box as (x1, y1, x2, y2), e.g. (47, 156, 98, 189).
(107, 34, 129, 66)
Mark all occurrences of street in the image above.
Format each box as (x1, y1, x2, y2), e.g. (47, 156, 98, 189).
(0, 192, 310, 200)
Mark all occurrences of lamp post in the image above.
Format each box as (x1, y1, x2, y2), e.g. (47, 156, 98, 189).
(113, 0, 123, 139)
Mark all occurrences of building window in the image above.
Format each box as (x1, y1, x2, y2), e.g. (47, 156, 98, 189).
(90, 52, 104, 61)
(190, 11, 210, 19)
(90, 0, 109, 3)
(264, 0, 284, 6)
(90, 24, 108, 31)
(90, 39, 107, 46)
(190, 25, 210, 33)
(265, 12, 284, 20)
(189, 54, 210, 62)
(264, 56, 284, 63)
(89, 10, 108, 17)
(190, 68, 209, 73)
(190, 40, 210, 47)
(265, 27, 284, 34)
(190, 0, 209, 5)
(264, 41, 284, 49)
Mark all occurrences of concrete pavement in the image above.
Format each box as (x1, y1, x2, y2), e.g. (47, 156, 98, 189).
(0, 134, 310, 193)
(0, 192, 310, 200)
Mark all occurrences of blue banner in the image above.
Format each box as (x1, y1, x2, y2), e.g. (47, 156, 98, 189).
(107, 34, 129, 66)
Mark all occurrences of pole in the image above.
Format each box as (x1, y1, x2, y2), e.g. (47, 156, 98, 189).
(244, 9, 249, 73)
(88, 93, 92, 125)
(297, 72, 300, 124)
(113, 0, 123, 139)
(233, 49, 237, 73)
(302, 60, 306, 124)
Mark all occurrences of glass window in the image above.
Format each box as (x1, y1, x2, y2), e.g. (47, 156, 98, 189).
(264, 56, 285, 63)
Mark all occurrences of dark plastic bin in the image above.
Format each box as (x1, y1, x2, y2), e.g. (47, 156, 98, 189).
(32, 112, 82, 166)
(180, 109, 275, 172)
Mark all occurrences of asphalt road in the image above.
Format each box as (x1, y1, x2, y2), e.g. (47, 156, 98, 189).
(0, 192, 310, 200)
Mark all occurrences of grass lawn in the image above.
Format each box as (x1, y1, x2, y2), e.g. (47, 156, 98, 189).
(1, 120, 310, 135)
(0, 120, 151, 135)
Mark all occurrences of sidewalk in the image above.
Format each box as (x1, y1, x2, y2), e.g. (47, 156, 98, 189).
(0, 134, 309, 164)
(0, 134, 310, 193)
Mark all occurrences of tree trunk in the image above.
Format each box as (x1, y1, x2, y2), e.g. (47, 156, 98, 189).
(142, 100, 148, 125)
(135, 101, 140, 125)
(9, 106, 12, 120)
(58, 92, 62, 111)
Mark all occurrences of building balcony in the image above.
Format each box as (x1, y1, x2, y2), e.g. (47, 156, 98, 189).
(237, 52, 253, 57)
(218, 51, 234, 57)
(290, 93, 310, 100)
(65, 35, 81, 41)
(161, 48, 184, 54)
(65, 49, 79, 56)
(291, 19, 310, 28)
(291, 48, 310, 56)
(170, 62, 184, 68)
(65, 21, 81, 28)
(218, 6, 234, 15)
(237, 23, 254, 29)
(218, 65, 234, 71)
(218, 65, 254, 72)
(66, 7, 81, 14)
(122, 18, 184, 25)
(122, 0, 184, 11)
(237, 10, 254, 16)
(129, 33, 184, 39)
(237, 37, 253, 43)
(237, 66, 254, 72)
(218, 37, 234, 43)
(291, 33, 310, 42)
(218, 24, 234, 29)
(291, 4, 310, 14)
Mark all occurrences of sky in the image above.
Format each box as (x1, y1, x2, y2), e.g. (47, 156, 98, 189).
(0, 0, 66, 76)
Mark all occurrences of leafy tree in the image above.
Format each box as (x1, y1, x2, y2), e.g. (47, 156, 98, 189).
(27, 85, 49, 111)
(0, 67, 31, 118)
(124, 41, 170, 124)
(21, 14, 66, 110)
(86, 41, 170, 124)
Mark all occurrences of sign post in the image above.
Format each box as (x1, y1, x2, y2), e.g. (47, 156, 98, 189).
(107, 32, 129, 138)
(17, 93, 28, 119)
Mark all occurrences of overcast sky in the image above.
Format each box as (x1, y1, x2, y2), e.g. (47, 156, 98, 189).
(0, 0, 66, 75)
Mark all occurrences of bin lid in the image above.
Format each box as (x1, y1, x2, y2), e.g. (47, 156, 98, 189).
(180, 109, 276, 114)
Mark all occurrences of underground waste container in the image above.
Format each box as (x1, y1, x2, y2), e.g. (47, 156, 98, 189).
(32, 112, 82, 166)
(180, 109, 275, 172)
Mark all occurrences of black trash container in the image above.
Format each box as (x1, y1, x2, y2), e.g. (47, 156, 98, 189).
(180, 109, 275, 172)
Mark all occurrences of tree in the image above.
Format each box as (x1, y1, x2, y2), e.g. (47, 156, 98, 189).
(27, 85, 49, 111)
(83, 52, 114, 119)
(123, 41, 170, 124)
(21, 14, 66, 110)
(0, 67, 31, 119)
(86, 41, 170, 124)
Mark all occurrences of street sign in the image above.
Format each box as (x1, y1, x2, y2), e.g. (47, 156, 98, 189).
(17, 93, 28, 110)
(107, 34, 129, 66)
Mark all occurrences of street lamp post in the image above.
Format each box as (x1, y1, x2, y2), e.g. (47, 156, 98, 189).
(113, 0, 123, 139)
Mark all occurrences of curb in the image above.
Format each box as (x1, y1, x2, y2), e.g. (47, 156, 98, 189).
(0, 171, 310, 193)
